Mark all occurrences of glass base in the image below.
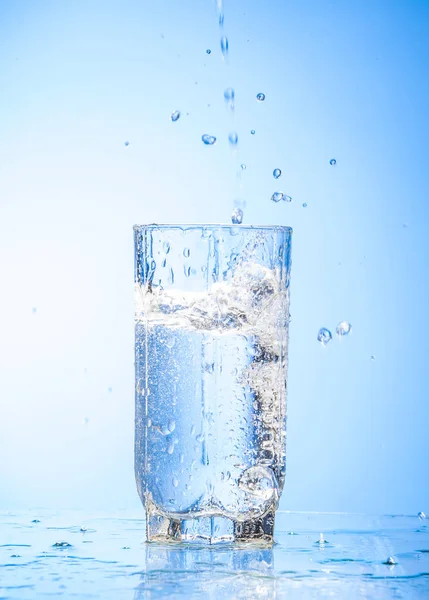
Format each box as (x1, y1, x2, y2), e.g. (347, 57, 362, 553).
(146, 511, 275, 545)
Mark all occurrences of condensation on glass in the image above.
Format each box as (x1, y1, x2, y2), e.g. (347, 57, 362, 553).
(134, 224, 292, 544)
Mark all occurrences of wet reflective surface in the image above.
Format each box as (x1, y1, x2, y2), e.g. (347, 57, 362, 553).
(1, 511, 428, 598)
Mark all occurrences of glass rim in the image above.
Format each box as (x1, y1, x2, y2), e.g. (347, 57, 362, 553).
(133, 223, 293, 234)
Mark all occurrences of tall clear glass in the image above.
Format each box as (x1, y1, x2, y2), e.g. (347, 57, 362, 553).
(134, 224, 292, 544)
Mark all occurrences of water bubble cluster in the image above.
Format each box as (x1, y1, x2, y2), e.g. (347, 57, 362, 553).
(336, 321, 352, 337)
(256, 93, 266, 102)
(273, 168, 281, 179)
(202, 134, 216, 145)
(231, 208, 243, 225)
(170, 110, 181, 122)
(317, 328, 332, 346)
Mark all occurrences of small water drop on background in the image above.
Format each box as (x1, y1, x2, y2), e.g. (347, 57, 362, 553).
(271, 192, 283, 203)
(241, 164, 246, 170)
(170, 110, 181, 122)
(302, 202, 308, 208)
(317, 328, 332, 346)
(219, 13, 224, 27)
(384, 557, 397, 565)
(82, 417, 89, 425)
(172, 477, 179, 488)
(330, 158, 337, 166)
(220, 36, 229, 57)
(228, 131, 238, 146)
(167, 441, 175, 455)
(371, 355, 376, 361)
(183, 248, 190, 258)
(32, 307, 37, 314)
(273, 168, 281, 179)
(418, 511, 427, 519)
(206, 49, 211, 54)
(124, 141, 130, 147)
(231, 208, 243, 225)
(80, 526, 87, 532)
(336, 321, 352, 337)
(202, 134, 216, 145)
(250, 129, 255, 135)
(256, 93, 265, 101)
(284, 194, 292, 202)
(108, 386, 112, 393)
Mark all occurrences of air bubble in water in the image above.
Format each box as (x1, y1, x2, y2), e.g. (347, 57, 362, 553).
(317, 328, 332, 346)
(273, 168, 281, 179)
(220, 36, 228, 57)
(206, 49, 211, 54)
(336, 321, 352, 337)
(228, 131, 238, 146)
(170, 110, 181, 122)
(330, 158, 337, 166)
(172, 477, 179, 488)
(202, 134, 216, 145)
(250, 129, 255, 135)
(256, 93, 265, 101)
(231, 208, 243, 224)
(167, 441, 175, 455)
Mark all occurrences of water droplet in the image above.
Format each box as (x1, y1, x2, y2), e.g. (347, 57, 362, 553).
(53, 541, 72, 548)
(190, 424, 196, 436)
(183, 247, 190, 258)
(124, 141, 130, 147)
(330, 158, 337, 166)
(170, 110, 181, 122)
(250, 129, 256, 135)
(108, 386, 112, 393)
(219, 13, 224, 27)
(418, 511, 427, 519)
(402, 223, 408, 229)
(168, 268, 174, 284)
(202, 134, 216, 145)
(122, 546, 130, 550)
(167, 441, 175, 454)
(231, 208, 243, 224)
(220, 36, 229, 57)
(206, 49, 211, 54)
(223, 87, 235, 110)
(10, 554, 21, 557)
(371, 355, 376, 361)
(184, 265, 191, 277)
(273, 168, 281, 179)
(204, 362, 215, 374)
(336, 321, 352, 337)
(228, 131, 238, 146)
(241, 164, 246, 170)
(271, 191, 285, 203)
(384, 556, 396, 565)
(172, 477, 179, 488)
(196, 433, 204, 442)
(288, 531, 298, 535)
(284, 194, 292, 202)
(317, 328, 332, 346)
(147, 418, 152, 427)
(302, 202, 308, 208)
(82, 417, 89, 425)
(31, 519, 41, 523)
(32, 306, 37, 314)
(80, 526, 87, 532)
(238, 466, 278, 501)
(168, 419, 176, 433)
(316, 533, 327, 545)
(256, 93, 265, 101)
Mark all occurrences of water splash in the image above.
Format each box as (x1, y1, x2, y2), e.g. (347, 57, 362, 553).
(317, 328, 332, 346)
(202, 134, 216, 145)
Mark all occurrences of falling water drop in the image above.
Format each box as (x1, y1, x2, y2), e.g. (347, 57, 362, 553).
(206, 49, 211, 54)
(418, 511, 427, 519)
(273, 168, 281, 179)
(302, 202, 308, 208)
(231, 208, 243, 225)
(336, 321, 352, 337)
(228, 131, 238, 146)
(202, 134, 216, 145)
(317, 328, 332, 346)
(250, 129, 256, 135)
(220, 36, 229, 57)
(256, 93, 265, 101)
(170, 110, 181, 122)
(241, 164, 246, 170)
(124, 141, 130, 147)
(330, 158, 337, 166)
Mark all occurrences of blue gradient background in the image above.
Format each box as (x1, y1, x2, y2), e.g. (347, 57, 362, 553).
(0, 0, 428, 515)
